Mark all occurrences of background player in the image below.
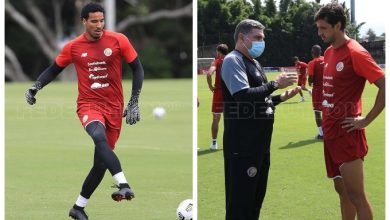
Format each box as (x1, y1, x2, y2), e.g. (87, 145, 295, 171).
(293, 56, 311, 102)
(206, 44, 229, 150)
(307, 45, 324, 139)
(25, 3, 144, 219)
(315, 3, 385, 219)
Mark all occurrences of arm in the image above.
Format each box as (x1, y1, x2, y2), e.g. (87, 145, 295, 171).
(123, 57, 144, 125)
(206, 64, 216, 92)
(128, 57, 144, 100)
(233, 72, 297, 102)
(25, 62, 64, 105)
(341, 76, 385, 132)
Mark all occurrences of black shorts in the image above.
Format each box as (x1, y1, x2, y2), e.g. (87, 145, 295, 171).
(224, 153, 270, 220)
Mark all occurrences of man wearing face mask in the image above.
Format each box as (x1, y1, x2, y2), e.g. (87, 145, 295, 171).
(221, 19, 301, 219)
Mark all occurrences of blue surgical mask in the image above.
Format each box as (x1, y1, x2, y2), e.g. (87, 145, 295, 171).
(244, 36, 265, 58)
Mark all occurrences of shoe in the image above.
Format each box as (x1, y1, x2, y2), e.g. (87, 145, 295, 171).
(111, 184, 135, 202)
(69, 207, 88, 220)
(308, 90, 312, 96)
(300, 97, 305, 102)
(315, 134, 323, 140)
(210, 142, 218, 150)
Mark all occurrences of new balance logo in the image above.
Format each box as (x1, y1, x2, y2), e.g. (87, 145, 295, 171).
(81, 53, 88, 57)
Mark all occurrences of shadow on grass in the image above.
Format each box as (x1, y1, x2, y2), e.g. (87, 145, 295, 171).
(279, 138, 322, 149)
(197, 148, 222, 156)
(281, 101, 301, 105)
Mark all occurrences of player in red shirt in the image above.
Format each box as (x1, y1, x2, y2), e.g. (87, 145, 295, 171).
(315, 3, 385, 220)
(25, 3, 144, 220)
(307, 45, 325, 139)
(206, 44, 229, 150)
(293, 56, 311, 102)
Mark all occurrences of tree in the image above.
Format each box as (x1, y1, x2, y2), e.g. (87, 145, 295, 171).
(366, 28, 376, 42)
(264, 0, 277, 18)
(5, 0, 193, 81)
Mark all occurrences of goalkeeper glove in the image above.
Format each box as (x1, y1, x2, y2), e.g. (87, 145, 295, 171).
(25, 82, 42, 105)
(123, 94, 140, 125)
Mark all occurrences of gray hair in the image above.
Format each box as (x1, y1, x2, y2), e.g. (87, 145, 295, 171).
(234, 19, 265, 43)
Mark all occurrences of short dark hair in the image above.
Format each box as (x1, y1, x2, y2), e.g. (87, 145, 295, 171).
(292, 56, 299, 62)
(234, 19, 265, 43)
(216, 44, 229, 55)
(81, 2, 105, 20)
(311, 45, 322, 57)
(314, 2, 346, 31)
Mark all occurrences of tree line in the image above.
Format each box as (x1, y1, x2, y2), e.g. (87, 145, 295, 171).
(198, 0, 367, 67)
(5, 0, 192, 81)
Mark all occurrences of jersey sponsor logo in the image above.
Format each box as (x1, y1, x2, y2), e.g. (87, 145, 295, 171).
(81, 52, 88, 57)
(88, 61, 106, 66)
(324, 63, 328, 68)
(89, 74, 108, 80)
(322, 99, 334, 108)
(91, 82, 109, 89)
(336, 62, 344, 72)
(323, 82, 333, 87)
(82, 115, 88, 123)
(323, 92, 334, 98)
(89, 67, 107, 72)
(247, 167, 257, 177)
(323, 76, 333, 80)
(104, 48, 112, 56)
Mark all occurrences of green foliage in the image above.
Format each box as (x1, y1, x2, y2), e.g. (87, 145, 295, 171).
(197, 0, 359, 66)
(6, 0, 192, 79)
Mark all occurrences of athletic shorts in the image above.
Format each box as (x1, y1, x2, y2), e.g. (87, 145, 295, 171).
(212, 88, 223, 114)
(323, 129, 368, 178)
(77, 103, 123, 150)
(311, 87, 323, 111)
(298, 76, 307, 88)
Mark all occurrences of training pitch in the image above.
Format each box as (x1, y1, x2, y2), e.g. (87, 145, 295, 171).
(5, 79, 192, 220)
(197, 72, 385, 220)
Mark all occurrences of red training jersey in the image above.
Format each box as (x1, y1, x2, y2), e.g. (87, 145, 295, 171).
(56, 30, 138, 108)
(307, 56, 324, 88)
(213, 57, 224, 90)
(322, 39, 384, 140)
(295, 61, 308, 78)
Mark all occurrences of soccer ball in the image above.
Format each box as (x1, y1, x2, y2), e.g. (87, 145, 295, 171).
(176, 199, 193, 220)
(152, 106, 166, 119)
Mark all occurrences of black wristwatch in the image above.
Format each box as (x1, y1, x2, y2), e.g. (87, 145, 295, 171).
(270, 81, 279, 90)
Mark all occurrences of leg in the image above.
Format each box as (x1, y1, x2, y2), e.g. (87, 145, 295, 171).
(333, 177, 356, 220)
(86, 121, 122, 176)
(211, 113, 221, 140)
(80, 149, 107, 199)
(340, 159, 373, 220)
(314, 111, 322, 127)
(225, 157, 267, 220)
(86, 121, 134, 201)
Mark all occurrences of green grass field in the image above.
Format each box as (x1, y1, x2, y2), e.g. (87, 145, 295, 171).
(5, 79, 192, 220)
(197, 73, 385, 220)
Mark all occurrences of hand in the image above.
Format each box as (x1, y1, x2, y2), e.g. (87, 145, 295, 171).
(275, 73, 297, 89)
(25, 86, 38, 105)
(280, 86, 301, 102)
(123, 99, 140, 125)
(341, 116, 368, 132)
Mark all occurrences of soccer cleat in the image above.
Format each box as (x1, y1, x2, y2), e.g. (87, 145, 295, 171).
(315, 134, 323, 140)
(69, 207, 88, 220)
(300, 97, 305, 102)
(111, 184, 135, 202)
(210, 142, 218, 151)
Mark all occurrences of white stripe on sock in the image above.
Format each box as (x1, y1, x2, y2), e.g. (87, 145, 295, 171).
(113, 172, 128, 185)
(75, 195, 88, 208)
